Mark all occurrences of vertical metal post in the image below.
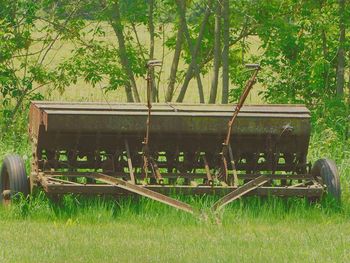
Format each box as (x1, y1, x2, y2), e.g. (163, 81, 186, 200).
(124, 139, 136, 184)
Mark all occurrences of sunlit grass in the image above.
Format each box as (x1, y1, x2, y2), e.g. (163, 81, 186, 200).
(0, 193, 349, 262)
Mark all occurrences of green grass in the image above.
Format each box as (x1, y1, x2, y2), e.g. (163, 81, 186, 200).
(2, 217, 349, 262)
(0, 194, 349, 262)
(1, 216, 350, 263)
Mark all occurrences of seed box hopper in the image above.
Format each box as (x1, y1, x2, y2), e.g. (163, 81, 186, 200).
(0, 101, 340, 213)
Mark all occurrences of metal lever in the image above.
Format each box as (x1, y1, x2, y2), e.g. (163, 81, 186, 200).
(143, 60, 162, 184)
(147, 60, 162, 67)
(245, 63, 261, 70)
(220, 63, 261, 186)
(144, 59, 162, 145)
(223, 64, 261, 147)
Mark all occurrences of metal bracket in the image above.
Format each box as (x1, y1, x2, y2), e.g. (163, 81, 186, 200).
(202, 154, 213, 186)
(212, 175, 270, 212)
(124, 139, 136, 184)
(93, 173, 194, 214)
(228, 144, 238, 187)
(148, 156, 164, 184)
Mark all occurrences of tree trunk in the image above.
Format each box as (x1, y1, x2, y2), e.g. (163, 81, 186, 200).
(321, 29, 329, 90)
(187, 26, 254, 85)
(318, 1, 329, 91)
(209, 0, 222, 104)
(336, 0, 346, 97)
(157, 23, 166, 102)
(176, 0, 213, 103)
(148, 0, 157, 102)
(166, 11, 184, 102)
(131, 22, 147, 62)
(221, 0, 229, 104)
(107, 0, 140, 102)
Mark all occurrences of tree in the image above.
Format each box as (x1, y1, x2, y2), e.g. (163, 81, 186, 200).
(209, 0, 222, 104)
(221, 0, 230, 104)
(103, 0, 141, 102)
(0, 0, 85, 122)
(175, 0, 213, 103)
(165, 4, 185, 102)
(336, 0, 346, 97)
(255, 1, 341, 104)
(148, 0, 157, 102)
(3, 0, 347, 125)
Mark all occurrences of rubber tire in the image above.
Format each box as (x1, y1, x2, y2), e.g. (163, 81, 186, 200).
(311, 159, 341, 201)
(0, 154, 29, 200)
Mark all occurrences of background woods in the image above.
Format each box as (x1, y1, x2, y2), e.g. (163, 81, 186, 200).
(0, 0, 349, 137)
(1, 3, 350, 259)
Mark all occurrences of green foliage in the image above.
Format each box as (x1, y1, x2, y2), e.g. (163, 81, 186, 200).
(120, 0, 149, 25)
(255, 1, 347, 105)
(0, 0, 89, 125)
(58, 44, 128, 92)
(311, 98, 349, 138)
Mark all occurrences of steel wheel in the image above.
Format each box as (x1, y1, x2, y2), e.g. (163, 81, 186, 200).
(0, 154, 29, 202)
(312, 159, 341, 201)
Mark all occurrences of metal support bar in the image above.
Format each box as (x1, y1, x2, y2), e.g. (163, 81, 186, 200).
(221, 155, 228, 182)
(202, 155, 213, 186)
(142, 155, 149, 181)
(43, 171, 315, 181)
(228, 145, 238, 187)
(124, 139, 136, 184)
(41, 183, 325, 197)
(47, 177, 84, 185)
(92, 173, 194, 214)
(149, 157, 164, 184)
(212, 175, 270, 212)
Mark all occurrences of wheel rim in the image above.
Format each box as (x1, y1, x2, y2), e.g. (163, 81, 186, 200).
(1, 168, 10, 203)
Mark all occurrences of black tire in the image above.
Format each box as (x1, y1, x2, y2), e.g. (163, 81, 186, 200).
(0, 154, 29, 201)
(311, 159, 341, 201)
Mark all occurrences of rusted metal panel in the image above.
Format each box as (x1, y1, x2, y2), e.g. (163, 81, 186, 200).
(29, 102, 311, 168)
(42, 113, 310, 136)
(29, 102, 311, 135)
